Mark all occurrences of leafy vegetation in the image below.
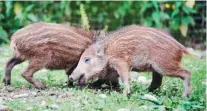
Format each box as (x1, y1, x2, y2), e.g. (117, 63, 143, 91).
(0, 1, 205, 44)
(0, 45, 206, 110)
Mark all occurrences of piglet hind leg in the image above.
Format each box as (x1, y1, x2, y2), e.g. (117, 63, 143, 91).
(112, 60, 131, 96)
(179, 69, 191, 97)
(148, 71, 163, 91)
(21, 60, 45, 89)
(167, 68, 191, 97)
(3, 56, 23, 85)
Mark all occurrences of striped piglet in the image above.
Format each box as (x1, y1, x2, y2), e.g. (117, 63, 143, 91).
(3, 22, 119, 88)
(69, 25, 191, 97)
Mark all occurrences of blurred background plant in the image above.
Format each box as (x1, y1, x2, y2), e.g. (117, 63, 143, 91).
(0, 1, 206, 49)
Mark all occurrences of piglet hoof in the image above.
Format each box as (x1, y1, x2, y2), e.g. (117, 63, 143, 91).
(148, 87, 155, 92)
(34, 82, 46, 89)
(78, 84, 85, 88)
(148, 86, 160, 92)
(127, 93, 131, 99)
(182, 92, 190, 98)
(3, 78, 11, 85)
(123, 91, 131, 99)
(123, 90, 131, 97)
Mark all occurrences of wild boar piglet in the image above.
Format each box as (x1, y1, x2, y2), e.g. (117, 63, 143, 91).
(69, 25, 191, 97)
(3, 22, 120, 88)
(3, 22, 94, 88)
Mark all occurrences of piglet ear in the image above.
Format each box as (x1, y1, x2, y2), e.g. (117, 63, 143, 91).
(92, 30, 101, 44)
(95, 44, 104, 57)
(92, 30, 106, 44)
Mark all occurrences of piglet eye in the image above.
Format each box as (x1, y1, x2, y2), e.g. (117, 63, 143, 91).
(84, 57, 90, 64)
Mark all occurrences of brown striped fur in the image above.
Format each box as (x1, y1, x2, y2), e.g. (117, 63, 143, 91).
(69, 25, 191, 97)
(4, 22, 116, 88)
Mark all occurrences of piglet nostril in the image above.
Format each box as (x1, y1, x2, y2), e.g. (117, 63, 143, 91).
(69, 77, 74, 82)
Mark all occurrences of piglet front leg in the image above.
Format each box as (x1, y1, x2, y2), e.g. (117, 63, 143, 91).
(111, 59, 131, 96)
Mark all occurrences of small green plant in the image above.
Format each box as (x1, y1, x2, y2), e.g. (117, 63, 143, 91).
(80, 4, 90, 31)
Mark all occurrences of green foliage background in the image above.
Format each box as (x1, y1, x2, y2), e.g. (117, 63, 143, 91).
(0, 1, 206, 45)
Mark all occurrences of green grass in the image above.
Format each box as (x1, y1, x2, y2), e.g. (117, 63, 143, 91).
(0, 45, 206, 111)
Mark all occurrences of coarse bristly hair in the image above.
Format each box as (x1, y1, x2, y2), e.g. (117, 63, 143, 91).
(3, 22, 119, 89)
(70, 24, 191, 97)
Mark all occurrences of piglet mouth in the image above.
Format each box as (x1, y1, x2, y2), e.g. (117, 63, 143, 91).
(78, 74, 86, 87)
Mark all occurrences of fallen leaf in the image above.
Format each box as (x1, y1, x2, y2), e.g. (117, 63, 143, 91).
(99, 94, 107, 99)
(51, 104, 59, 109)
(140, 94, 161, 105)
(12, 93, 29, 99)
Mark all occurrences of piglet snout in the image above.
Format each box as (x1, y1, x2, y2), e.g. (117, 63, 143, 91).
(78, 74, 86, 87)
(68, 77, 74, 82)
